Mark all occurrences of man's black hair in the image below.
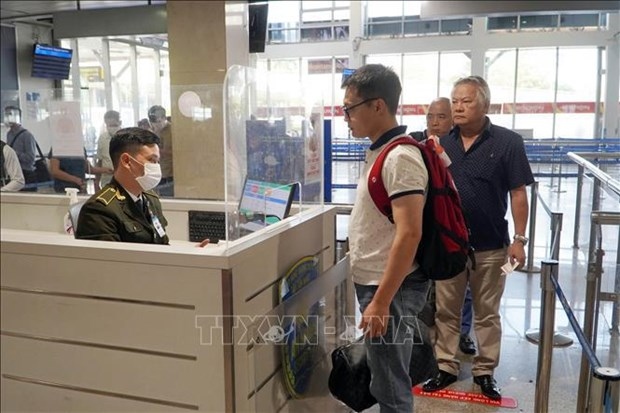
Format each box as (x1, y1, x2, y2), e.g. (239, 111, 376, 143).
(341, 64, 402, 115)
(4, 106, 21, 116)
(109, 127, 160, 168)
(148, 105, 166, 121)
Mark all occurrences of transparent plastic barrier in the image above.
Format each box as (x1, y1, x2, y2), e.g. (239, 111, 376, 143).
(223, 65, 324, 245)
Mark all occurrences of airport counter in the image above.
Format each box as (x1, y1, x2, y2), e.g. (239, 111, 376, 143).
(0, 193, 352, 412)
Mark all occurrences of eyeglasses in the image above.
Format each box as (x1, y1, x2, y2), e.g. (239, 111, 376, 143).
(342, 97, 379, 118)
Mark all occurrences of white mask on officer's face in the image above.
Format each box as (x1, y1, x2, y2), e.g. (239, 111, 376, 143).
(128, 155, 162, 191)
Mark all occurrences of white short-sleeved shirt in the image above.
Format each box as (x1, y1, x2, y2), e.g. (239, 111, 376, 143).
(349, 135, 428, 285)
(96, 131, 114, 186)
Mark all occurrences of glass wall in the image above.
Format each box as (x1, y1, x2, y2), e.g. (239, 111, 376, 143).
(60, 35, 170, 136)
(485, 46, 601, 138)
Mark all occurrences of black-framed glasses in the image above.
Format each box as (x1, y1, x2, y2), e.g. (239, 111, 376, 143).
(342, 97, 379, 118)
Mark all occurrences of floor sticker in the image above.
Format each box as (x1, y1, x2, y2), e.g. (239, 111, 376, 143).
(413, 385, 518, 408)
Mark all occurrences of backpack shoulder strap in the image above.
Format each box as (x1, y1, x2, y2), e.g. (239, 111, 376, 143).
(368, 135, 423, 223)
(8, 129, 27, 147)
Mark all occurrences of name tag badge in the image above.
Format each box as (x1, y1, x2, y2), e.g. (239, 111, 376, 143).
(151, 215, 166, 238)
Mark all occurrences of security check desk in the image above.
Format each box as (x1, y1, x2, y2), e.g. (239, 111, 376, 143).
(0, 192, 349, 412)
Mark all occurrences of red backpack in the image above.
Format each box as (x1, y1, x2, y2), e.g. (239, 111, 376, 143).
(368, 136, 473, 280)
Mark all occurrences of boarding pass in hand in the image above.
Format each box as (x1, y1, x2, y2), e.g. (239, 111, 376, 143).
(501, 259, 520, 275)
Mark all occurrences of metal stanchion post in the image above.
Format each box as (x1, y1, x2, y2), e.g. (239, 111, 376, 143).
(577, 246, 605, 412)
(519, 182, 540, 273)
(573, 165, 584, 248)
(588, 367, 620, 413)
(534, 260, 559, 413)
(526, 214, 573, 347)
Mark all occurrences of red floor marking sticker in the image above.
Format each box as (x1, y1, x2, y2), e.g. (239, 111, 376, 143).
(413, 385, 518, 408)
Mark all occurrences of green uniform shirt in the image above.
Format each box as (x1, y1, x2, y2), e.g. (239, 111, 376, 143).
(75, 178, 169, 244)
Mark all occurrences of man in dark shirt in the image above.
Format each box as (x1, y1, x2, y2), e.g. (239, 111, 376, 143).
(148, 105, 174, 196)
(4, 106, 37, 191)
(423, 76, 534, 400)
(409, 97, 452, 142)
(76, 127, 170, 244)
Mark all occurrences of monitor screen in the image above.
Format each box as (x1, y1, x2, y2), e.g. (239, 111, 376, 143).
(31, 44, 73, 80)
(239, 178, 295, 224)
(341, 68, 355, 86)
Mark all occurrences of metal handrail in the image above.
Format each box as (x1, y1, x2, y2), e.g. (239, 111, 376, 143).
(568, 151, 620, 197)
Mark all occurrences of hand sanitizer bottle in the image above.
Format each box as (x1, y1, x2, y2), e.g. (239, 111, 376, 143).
(63, 187, 80, 235)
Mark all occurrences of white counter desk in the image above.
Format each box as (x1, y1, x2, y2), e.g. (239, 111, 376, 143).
(1, 193, 352, 412)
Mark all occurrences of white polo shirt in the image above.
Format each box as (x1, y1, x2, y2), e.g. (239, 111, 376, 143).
(349, 135, 428, 285)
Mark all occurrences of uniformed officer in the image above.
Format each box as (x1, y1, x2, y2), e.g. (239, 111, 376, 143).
(75, 127, 170, 244)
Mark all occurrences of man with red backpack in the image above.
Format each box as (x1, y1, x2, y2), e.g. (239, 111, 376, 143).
(343, 64, 430, 413)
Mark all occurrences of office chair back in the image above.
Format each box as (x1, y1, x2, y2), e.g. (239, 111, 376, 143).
(68, 200, 87, 236)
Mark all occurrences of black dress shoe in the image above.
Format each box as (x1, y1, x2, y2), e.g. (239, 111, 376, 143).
(473, 375, 501, 400)
(459, 334, 476, 355)
(422, 370, 457, 392)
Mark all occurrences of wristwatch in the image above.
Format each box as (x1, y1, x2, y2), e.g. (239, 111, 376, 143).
(513, 234, 528, 246)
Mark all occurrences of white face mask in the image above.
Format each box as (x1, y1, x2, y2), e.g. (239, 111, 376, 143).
(4, 113, 20, 126)
(107, 126, 121, 136)
(129, 155, 162, 191)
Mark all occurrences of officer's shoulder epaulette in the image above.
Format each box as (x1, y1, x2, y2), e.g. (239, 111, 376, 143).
(96, 187, 125, 205)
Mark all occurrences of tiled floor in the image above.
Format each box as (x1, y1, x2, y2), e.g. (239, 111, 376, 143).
(317, 163, 619, 413)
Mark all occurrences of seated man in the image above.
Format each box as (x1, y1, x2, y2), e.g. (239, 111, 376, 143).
(49, 148, 111, 194)
(76, 127, 170, 244)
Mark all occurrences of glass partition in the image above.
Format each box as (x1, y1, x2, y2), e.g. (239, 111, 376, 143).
(1, 88, 95, 193)
(223, 65, 324, 242)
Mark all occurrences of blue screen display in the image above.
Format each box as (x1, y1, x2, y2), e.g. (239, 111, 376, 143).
(31, 44, 73, 80)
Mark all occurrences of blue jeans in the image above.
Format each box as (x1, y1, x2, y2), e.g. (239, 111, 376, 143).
(461, 284, 473, 335)
(355, 273, 429, 413)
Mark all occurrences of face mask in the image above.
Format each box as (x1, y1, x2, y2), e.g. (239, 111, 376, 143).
(4, 113, 19, 126)
(129, 155, 162, 191)
(107, 126, 121, 136)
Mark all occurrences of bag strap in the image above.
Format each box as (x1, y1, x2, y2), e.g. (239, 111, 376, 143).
(367, 135, 424, 223)
(8, 129, 26, 147)
(9, 129, 46, 159)
(35, 141, 45, 159)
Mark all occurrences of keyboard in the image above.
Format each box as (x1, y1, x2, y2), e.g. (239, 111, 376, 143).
(188, 211, 226, 243)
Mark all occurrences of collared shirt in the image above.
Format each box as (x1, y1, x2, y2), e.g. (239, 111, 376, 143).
(349, 125, 428, 285)
(96, 131, 114, 186)
(441, 117, 534, 250)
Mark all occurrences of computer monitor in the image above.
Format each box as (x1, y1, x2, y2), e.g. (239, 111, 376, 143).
(238, 178, 296, 228)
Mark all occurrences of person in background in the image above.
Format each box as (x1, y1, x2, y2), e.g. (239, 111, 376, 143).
(138, 118, 152, 130)
(410, 97, 453, 142)
(94, 110, 122, 191)
(0, 140, 25, 192)
(3, 106, 37, 191)
(147, 105, 173, 196)
(343, 64, 429, 412)
(459, 286, 476, 355)
(423, 76, 534, 400)
(412, 97, 477, 356)
(49, 148, 112, 194)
